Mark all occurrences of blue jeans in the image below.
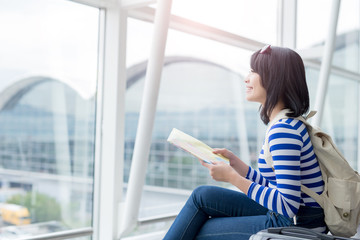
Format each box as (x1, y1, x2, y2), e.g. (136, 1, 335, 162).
(163, 185, 293, 240)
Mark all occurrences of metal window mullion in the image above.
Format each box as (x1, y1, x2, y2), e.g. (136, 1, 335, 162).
(92, 8, 105, 240)
(277, 0, 297, 48)
(18, 227, 93, 240)
(312, 0, 341, 126)
(69, 0, 116, 9)
(70, 0, 157, 9)
(304, 60, 360, 83)
(94, 4, 127, 240)
(119, 0, 173, 237)
(121, 0, 157, 9)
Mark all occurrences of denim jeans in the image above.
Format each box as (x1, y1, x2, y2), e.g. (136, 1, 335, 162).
(163, 185, 293, 240)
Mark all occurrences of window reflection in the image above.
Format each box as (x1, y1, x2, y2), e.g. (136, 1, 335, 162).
(0, 78, 96, 235)
(0, 0, 98, 238)
(125, 58, 262, 189)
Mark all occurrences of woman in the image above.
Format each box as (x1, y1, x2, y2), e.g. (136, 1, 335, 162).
(163, 45, 327, 240)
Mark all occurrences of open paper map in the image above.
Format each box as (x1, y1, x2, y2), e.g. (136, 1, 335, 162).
(167, 128, 229, 164)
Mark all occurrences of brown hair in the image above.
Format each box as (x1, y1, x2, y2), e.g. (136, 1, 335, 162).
(250, 46, 309, 124)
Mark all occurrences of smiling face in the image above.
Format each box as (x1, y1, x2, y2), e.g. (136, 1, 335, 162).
(244, 70, 266, 105)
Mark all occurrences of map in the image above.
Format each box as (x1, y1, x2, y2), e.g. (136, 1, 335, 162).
(167, 128, 229, 164)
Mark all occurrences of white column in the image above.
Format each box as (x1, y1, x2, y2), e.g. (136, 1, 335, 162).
(93, 5, 127, 240)
(277, 0, 297, 48)
(312, 0, 341, 126)
(119, 0, 173, 237)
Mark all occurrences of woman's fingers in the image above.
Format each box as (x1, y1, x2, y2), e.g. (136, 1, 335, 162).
(198, 158, 212, 168)
(208, 162, 233, 182)
(213, 148, 233, 159)
(212, 148, 226, 154)
(212, 148, 227, 157)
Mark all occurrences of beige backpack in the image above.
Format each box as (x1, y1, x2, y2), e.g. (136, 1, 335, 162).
(263, 109, 360, 237)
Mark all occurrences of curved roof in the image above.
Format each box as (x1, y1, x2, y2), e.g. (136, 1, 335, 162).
(0, 56, 235, 111)
(0, 74, 92, 111)
(126, 56, 236, 89)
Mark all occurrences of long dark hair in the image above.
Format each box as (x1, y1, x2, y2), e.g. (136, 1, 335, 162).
(250, 46, 309, 124)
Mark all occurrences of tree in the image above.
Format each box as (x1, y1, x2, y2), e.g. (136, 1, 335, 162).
(7, 192, 61, 223)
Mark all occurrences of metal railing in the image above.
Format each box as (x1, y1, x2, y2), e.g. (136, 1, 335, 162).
(18, 227, 93, 240)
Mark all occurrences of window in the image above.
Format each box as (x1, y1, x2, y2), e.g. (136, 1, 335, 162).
(0, 0, 98, 238)
(124, 21, 270, 235)
(164, 0, 278, 44)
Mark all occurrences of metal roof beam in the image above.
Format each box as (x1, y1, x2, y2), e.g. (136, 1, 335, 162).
(121, 0, 157, 9)
(128, 7, 266, 51)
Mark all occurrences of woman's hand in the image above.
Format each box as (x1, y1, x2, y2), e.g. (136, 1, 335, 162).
(212, 148, 249, 177)
(200, 160, 252, 194)
(212, 148, 239, 165)
(200, 160, 237, 183)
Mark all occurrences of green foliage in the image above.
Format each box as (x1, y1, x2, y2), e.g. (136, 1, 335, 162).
(7, 192, 61, 223)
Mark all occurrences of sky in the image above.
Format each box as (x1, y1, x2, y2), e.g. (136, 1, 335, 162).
(0, 0, 99, 99)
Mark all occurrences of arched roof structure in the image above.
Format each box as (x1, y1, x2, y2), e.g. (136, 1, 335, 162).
(0, 75, 94, 111)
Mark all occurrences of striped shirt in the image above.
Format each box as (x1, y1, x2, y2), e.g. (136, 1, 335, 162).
(246, 118, 324, 219)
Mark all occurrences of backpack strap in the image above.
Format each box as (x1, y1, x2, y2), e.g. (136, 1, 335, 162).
(300, 184, 325, 208)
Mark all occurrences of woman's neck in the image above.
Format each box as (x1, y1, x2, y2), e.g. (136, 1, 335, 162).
(269, 102, 285, 122)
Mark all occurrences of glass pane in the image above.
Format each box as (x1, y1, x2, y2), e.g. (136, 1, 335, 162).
(127, 18, 255, 73)
(298, 0, 360, 73)
(127, 19, 154, 68)
(337, 0, 360, 34)
(322, 76, 359, 170)
(297, 0, 332, 49)
(125, 21, 267, 236)
(306, 65, 359, 170)
(333, 0, 360, 72)
(150, 0, 278, 45)
(0, 0, 98, 238)
(300, 0, 360, 170)
(305, 67, 320, 111)
(333, 33, 360, 73)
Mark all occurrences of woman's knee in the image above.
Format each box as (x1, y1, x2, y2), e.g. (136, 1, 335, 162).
(190, 185, 219, 205)
(192, 185, 215, 197)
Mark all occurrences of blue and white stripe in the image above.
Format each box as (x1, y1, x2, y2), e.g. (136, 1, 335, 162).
(246, 118, 324, 218)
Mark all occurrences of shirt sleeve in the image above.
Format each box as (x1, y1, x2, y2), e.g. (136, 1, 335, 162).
(246, 166, 269, 187)
(247, 120, 303, 218)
